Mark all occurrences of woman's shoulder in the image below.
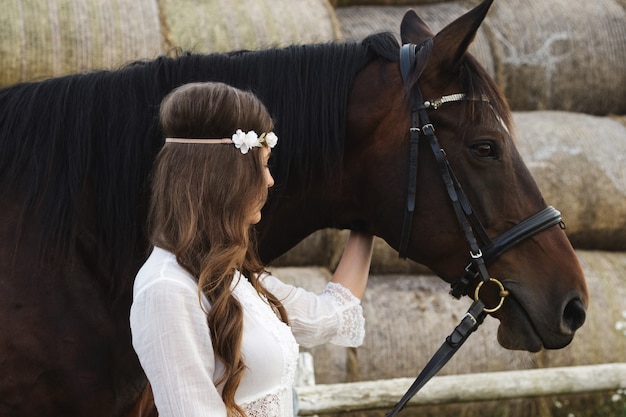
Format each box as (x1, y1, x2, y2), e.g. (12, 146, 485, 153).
(133, 247, 198, 296)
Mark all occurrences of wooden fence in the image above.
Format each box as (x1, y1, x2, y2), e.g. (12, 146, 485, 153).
(295, 362, 626, 415)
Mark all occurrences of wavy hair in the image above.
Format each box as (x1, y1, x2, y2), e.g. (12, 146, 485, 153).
(149, 82, 288, 416)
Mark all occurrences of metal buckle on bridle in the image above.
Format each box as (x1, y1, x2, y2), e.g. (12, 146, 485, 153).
(421, 123, 435, 135)
(461, 310, 478, 327)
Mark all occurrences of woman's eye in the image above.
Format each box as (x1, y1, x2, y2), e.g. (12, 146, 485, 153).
(470, 142, 499, 159)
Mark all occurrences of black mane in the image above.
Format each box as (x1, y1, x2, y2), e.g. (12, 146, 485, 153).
(0, 32, 399, 295)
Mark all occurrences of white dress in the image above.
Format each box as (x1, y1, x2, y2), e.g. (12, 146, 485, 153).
(130, 247, 365, 417)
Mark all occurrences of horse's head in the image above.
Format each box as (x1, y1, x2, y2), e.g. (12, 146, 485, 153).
(343, 0, 588, 352)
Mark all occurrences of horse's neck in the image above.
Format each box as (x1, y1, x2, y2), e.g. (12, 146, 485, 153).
(257, 185, 338, 263)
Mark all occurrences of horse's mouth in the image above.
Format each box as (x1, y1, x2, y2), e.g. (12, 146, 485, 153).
(494, 291, 574, 352)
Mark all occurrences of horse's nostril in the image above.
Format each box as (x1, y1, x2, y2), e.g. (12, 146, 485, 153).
(563, 298, 586, 333)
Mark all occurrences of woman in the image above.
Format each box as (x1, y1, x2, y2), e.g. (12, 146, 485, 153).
(130, 82, 374, 417)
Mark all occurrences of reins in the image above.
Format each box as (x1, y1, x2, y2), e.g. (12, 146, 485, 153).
(387, 42, 564, 416)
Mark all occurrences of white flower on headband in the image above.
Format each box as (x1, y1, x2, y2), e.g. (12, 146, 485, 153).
(232, 129, 258, 154)
(231, 129, 278, 154)
(262, 131, 278, 148)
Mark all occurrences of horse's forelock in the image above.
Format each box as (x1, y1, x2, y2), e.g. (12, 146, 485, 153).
(459, 54, 513, 133)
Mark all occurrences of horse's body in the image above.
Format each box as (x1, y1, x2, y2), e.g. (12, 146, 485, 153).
(0, 1, 587, 416)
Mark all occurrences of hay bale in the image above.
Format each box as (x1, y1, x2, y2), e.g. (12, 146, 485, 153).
(513, 111, 626, 250)
(354, 275, 534, 381)
(334, 3, 495, 77)
(486, 0, 626, 115)
(273, 250, 626, 384)
(158, 0, 340, 53)
(0, 0, 163, 87)
(611, 114, 626, 129)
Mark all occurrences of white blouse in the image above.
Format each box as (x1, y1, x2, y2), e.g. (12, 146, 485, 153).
(130, 247, 365, 417)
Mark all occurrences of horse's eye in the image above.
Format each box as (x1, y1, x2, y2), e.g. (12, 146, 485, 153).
(470, 142, 499, 159)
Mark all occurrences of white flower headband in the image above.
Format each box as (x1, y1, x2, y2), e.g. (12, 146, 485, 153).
(165, 129, 278, 154)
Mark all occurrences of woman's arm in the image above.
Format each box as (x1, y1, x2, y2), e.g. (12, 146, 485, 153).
(260, 230, 374, 348)
(330, 230, 374, 300)
(130, 278, 227, 417)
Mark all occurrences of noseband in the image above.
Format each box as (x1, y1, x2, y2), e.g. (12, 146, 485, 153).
(387, 41, 564, 416)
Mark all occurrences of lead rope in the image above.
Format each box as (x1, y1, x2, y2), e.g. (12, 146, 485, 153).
(386, 274, 511, 417)
(385, 300, 487, 417)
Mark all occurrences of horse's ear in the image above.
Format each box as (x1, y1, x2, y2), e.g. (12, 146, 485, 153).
(433, 0, 493, 70)
(400, 10, 434, 45)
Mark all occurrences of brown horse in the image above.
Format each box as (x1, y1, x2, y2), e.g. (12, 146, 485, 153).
(0, 1, 587, 416)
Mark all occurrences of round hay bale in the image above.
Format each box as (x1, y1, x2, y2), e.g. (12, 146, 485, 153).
(272, 250, 626, 384)
(611, 114, 626, 129)
(334, 3, 496, 77)
(513, 111, 626, 250)
(355, 274, 534, 381)
(0, 0, 163, 87)
(486, 0, 626, 115)
(158, 0, 340, 53)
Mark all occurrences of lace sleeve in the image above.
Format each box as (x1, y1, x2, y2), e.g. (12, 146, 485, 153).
(322, 282, 365, 347)
(261, 276, 365, 348)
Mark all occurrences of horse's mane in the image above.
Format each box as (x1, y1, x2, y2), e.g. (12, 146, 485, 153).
(0, 32, 398, 295)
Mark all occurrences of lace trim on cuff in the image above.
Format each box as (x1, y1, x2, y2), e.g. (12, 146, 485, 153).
(323, 282, 365, 347)
(241, 388, 290, 417)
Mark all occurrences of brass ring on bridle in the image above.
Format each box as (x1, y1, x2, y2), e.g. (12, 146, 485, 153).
(474, 277, 509, 313)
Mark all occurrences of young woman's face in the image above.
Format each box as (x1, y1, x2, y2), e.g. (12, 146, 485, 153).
(248, 146, 274, 225)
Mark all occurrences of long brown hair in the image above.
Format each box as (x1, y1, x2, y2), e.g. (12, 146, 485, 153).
(149, 82, 287, 416)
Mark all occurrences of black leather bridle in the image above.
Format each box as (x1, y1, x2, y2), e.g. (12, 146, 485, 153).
(386, 41, 564, 416)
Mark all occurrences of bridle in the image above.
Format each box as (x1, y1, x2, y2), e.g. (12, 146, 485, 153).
(386, 41, 564, 416)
